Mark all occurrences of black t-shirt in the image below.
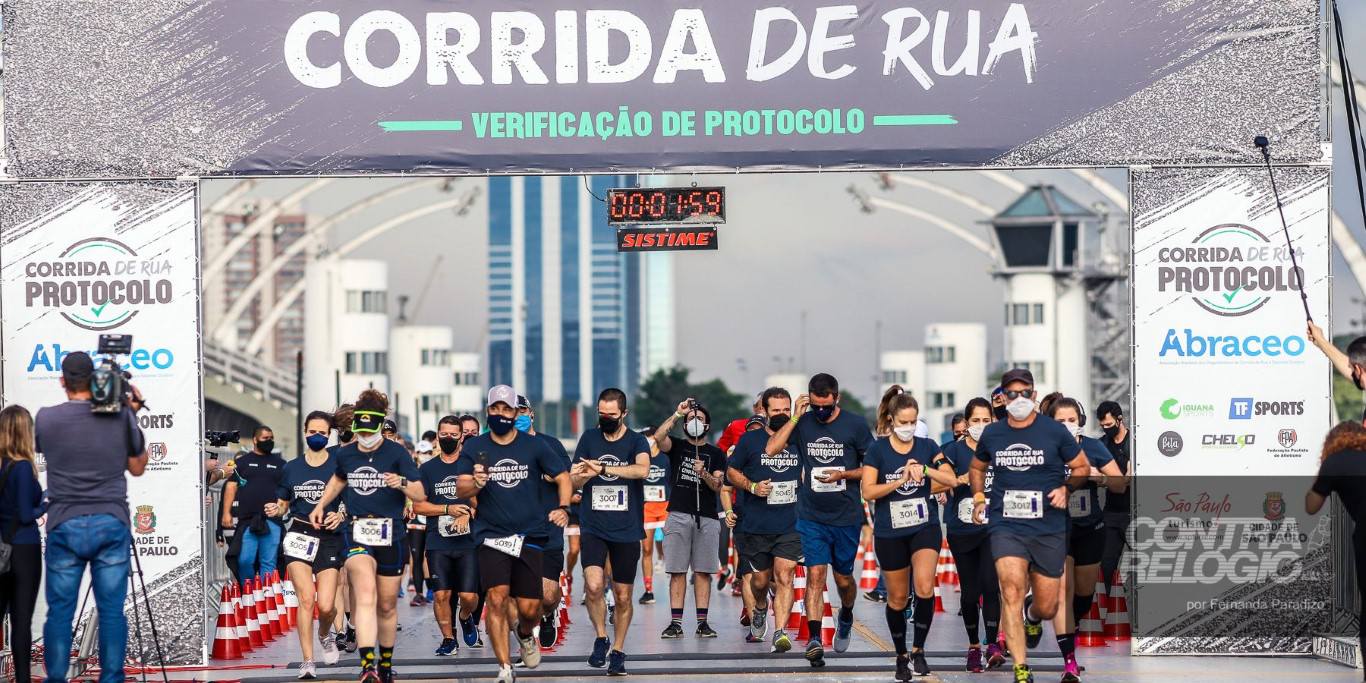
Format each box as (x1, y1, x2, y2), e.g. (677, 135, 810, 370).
(335, 440, 421, 531)
(420, 456, 475, 552)
(664, 439, 726, 517)
(792, 409, 874, 526)
(277, 451, 339, 522)
(1312, 451, 1366, 533)
(235, 451, 287, 525)
(456, 432, 568, 545)
(1101, 431, 1131, 514)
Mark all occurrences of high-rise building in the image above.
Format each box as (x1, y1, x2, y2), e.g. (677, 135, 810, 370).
(211, 212, 308, 368)
(488, 176, 669, 408)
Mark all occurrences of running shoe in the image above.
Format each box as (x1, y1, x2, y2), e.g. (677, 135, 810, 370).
(771, 630, 792, 653)
(320, 631, 341, 665)
(639, 591, 655, 605)
(745, 632, 764, 644)
(359, 666, 380, 683)
(608, 603, 616, 625)
(863, 589, 887, 603)
(495, 664, 515, 683)
(833, 609, 853, 653)
(297, 661, 317, 680)
(730, 581, 742, 597)
(344, 628, 358, 653)
(1014, 663, 1035, 683)
(460, 614, 479, 648)
(804, 638, 826, 668)
(696, 622, 718, 638)
(588, 637, 611, 668)
(986, 642, 1007, 669)
(409, 594, 424, 607)
(716, 568, 731, 591)
(1060, 655, 1081, 682)
(378, 666, 395, 683)
(539, 613, 557, 648)
(398, 585, 405, 597)
(740, 609, 751, 627)
(966, 646, 984, 673)
(750, 605, 767, 639)
(1023, 595, 1043, 649)
(519, 632, 541, 669)
(661, 621, 684, 639)
(474, 634, 485, 648)
(607, 650, 628, 676)
(895, 653, 912, 682)
(912, 650, 931, 676)
(434, 638, 458, 657)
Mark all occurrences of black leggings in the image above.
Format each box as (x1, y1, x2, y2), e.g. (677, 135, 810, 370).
(949, 533, 1000, 646)
(1101, 511, 1130, 592)
(0, 544, 42, 683)
(408, 528, 427, 592)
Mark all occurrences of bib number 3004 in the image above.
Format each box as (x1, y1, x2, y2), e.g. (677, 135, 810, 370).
(352, 518, 393, 546)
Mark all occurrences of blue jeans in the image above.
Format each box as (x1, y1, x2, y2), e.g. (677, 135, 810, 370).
(237, 521, 282, 584)
(43, 514, 131, 683)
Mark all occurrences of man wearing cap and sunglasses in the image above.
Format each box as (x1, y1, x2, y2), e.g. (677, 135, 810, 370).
(969, 369, 1091, 683)
(456, 386, 572, 683)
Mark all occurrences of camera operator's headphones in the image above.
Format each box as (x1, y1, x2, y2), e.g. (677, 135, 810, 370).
(1075, 400, 1087, 428)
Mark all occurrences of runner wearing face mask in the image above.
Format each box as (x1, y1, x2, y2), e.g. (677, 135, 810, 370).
(943, 398, 1005, 672)
(651, 400, 730, 640)
(765, 373, 874, 667)
(862, 392, 960, 681)
(1094, 401, 1132, 596)
(411, 417, 480, 657)
(639, 425, 671, 607)
(514, 395, 574, 649)
(728, 387, 802, 652)
(275, 411, 345, 679)
(330, 404, 358, 653)
(970, 370, 1090, 683)
(1040, 394, 1126, 683)
(310, 391, 426, 683)
(571, 388, 652, 676)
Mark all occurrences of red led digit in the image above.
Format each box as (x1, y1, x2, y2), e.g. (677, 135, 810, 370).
(649, 192, 666, 218)
(627, 191, 645, 219)
(705, 191, 722, 216)
(608, 192, 625, 219)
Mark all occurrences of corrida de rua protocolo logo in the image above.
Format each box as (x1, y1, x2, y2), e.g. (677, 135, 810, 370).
(1157, 223, 1303, 317)
(23, 237, 173, 331)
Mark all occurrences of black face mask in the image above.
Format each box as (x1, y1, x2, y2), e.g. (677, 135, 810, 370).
(811, 404, 836, 422)
(256, 439, 274, 454)
(1355, 366, 1365, 391)
(1102, 424, 1122, 440)
(768, 414, 789, 432)
(598, 415, 622, 433)
(339, 430, 354, 443)
(488, 414, 515, 436)
(438, 436, 460, 455)
(993, 406, 1009, 421)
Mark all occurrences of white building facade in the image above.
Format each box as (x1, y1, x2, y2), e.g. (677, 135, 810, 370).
(303, 257, 390, 411)
(390, 325, 454, 437)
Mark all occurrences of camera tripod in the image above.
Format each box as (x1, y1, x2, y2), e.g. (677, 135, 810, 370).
(70, 540, 168, 683)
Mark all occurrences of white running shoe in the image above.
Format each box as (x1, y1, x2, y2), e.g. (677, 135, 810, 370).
(519, 632, 541, 669)
(319, 630, 340, 665)
(496, 664, 516, 683)
(296, 661, 317, 680)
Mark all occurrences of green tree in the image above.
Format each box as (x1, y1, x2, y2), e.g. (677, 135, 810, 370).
(633, 366, 747, 436)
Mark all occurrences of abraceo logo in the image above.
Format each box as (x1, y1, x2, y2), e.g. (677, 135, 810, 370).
(24, 238, 174, 331)
(1158, 329, 1305, 358)
(1157, 224, 1303, 317)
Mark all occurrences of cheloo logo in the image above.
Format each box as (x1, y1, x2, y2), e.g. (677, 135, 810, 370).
(1157, 224, 1303, 317)
(1158, 329, 1305, 359)
(24, 237, 174, 331)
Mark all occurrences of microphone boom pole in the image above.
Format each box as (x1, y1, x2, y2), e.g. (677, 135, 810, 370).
(1254, 135, 1313, 323)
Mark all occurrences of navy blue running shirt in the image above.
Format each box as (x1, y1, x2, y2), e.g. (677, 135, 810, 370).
(728, 429, 801, 535)
(1069, 436, 1114, 528)
(334, 439, 420, 529)
(943, 439, 993, 537)
(456, 432, 567, 545)
(864, 436, 941, 538)
(573, 428, 651, 543)
(792, 409, 874, 527)
(973, 414, 1081, 535)
(278, 450, 340, 522)
(420, 455, 476, 552)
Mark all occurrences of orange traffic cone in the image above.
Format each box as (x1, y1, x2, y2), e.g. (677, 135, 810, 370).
(243, 579, 264, 649)
(1076, 597, 1107, 647)
(794, 564, 811, 641)
(563, 572, 573, 601)
(259, 577, 278, 641)
(211, 585, 243, 660)
(858, 544, 879, 591)
(1104, 572, 1130, 641)
(818, 590, 835, 648)
(282, 575, 299, 629)
(229, 582, 251, 654)
(559, 575, 572, 623)
(1094, 576, 1110, 626)
(273, 571, 289, 634)
(936, 539, 960, 590)
(932, 580, 946, 613)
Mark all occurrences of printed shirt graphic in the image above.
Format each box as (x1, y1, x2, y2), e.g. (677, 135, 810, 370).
(866, 436, 941, 538)
(664, 440, 726, 517)
(973, 414, 1080, 535)
(335, 439, 420, 530)
(573, 428, 651, 543)
(420, 456, 476, 552)
(793, 410, 874, 526)
(1070, 437, 1115, 529)
(944, 439, 992, 537)
(455, 432, 567, 545)
(728, 429, 801, 535)
(644, 450, 672, 502)
(534, 432, 571, 552)
(277, 450, 339, 522)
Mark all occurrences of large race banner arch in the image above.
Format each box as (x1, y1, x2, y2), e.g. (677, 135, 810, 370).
(0, 0, 1334, 665)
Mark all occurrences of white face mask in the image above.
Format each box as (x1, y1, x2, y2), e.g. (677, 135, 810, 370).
(356, 432, 383, 449)
(685, 418, 708, 438)
(1006, 397, 1035, 421)
(1065, 422, 1082, 438)
(892, 424, 917, 441)
(968, 423, 987, 441)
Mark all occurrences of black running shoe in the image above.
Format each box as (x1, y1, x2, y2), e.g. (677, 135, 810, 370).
(660, 621, 684, 639)
(696, 622, 718, 638)
(639, 591, 655, 605)
(588, 637, 610, 668)
(912, 650, 931, 676)
(895, 654, 912, 682)
(804, 639, 825, 668)
(539, 613, 557, 648)
(607, 650, 628, 676)
(1023, 595, 1043, 649)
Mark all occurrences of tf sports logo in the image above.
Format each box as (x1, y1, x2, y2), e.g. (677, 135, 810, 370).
(24, 237, 174, 331)
(1156, 224, 1304, 317)
(1228, 397, 1305, 420)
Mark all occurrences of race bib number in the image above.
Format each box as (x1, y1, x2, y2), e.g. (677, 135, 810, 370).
(282, 532, 319, 561)
(1069, 490, 1092, 518)
(644, 485, 666, 502)
(890, 498, 930, 529)
(352, 518, 393, 546)
(957, 497, 986, 524)
(768, 480, 797, 505)
(810, 467, 846, 493)
(483, 534, 524, 558)
(438, 515, 470, 538)
(1002, 490, 1043, 519)
(592, 486, 628, 512)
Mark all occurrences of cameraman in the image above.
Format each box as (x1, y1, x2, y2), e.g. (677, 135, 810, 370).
(222, 427, 285, 585)
(36, 352, 147, 683)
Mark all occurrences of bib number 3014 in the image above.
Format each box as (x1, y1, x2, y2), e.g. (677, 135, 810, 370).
(890, 498, 929, 529)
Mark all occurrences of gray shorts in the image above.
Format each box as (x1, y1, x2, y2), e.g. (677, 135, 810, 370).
(663, 511, 721, 574)
(990, 528, 1067, 578)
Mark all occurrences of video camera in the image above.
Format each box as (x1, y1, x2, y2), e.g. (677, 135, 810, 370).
(205, 430, 240, 448)
(90, 334, 135, 414)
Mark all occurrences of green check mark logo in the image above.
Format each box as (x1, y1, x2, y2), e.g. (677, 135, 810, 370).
(1221, 287, 1242, 304)
(91, 302, 109, 318)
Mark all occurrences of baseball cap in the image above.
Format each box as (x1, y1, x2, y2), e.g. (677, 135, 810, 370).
(62, 351, 94, 384)
(382, 419, 398, 434)
(415, 440, 433, 454)
(487, 385, 517, 408)
(516, 394, 531, 410)
(1000, 368, 1035, 387)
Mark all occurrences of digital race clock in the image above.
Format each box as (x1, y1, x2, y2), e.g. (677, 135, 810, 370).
(606, 187, 725, 225)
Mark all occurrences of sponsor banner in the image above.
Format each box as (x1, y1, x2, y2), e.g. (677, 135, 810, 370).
(2, 0, 1320, 177)
(0, 182, 205, 665)
(617, 227, 719, 252)
(1131, 166, 1330, 478)
(1130, 477, 1332, 655)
